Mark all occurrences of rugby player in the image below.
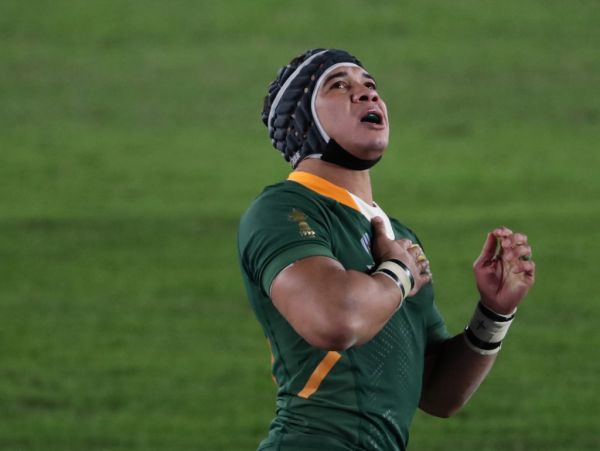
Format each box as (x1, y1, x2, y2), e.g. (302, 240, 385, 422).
(238, 49, 535, 451)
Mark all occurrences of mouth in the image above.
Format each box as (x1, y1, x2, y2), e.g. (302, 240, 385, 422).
(360, 111, 383, 125)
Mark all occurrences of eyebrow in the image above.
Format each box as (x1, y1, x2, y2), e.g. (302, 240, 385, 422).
(323, 70, 376, 86)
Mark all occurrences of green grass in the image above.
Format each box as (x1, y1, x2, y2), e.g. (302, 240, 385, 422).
(1, 1, 599, 450)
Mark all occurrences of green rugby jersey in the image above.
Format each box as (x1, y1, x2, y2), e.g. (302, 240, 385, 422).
(238, 171, 450, 451)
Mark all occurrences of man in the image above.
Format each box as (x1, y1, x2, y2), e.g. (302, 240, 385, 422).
(238, 49, 535, 451)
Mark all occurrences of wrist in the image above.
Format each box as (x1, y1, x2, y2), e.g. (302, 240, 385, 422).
(463, 301, 516, 355)
(479, 298, 517, 316)
(372, 258, 415, 300)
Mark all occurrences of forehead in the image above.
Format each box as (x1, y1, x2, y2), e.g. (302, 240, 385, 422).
(313, 63, 375, 101)
(321, 64, 373, 83)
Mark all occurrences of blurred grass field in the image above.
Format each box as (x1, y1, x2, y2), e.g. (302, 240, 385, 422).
(1, 1, 599, 450)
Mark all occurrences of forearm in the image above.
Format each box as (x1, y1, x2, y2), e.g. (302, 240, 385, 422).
(420, 302, 517, 417)
(333, 256, 419, 348)
(273, 261, 405, 350)
(419, 334, 497, 417)
(284, 269, 402, 350)
(271, 221, 430, 351)
(340, 269, 406, 347)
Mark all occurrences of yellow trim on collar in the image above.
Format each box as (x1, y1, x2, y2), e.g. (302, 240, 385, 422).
(287, 171, 360, 212)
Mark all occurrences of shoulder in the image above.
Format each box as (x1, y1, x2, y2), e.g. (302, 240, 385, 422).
(238, 180, 336, 291)
(238, 180, 336, 258)
(240, 180, 332, 232)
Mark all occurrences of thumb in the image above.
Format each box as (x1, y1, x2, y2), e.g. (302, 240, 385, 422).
(474, 232, 498, 268)
(371, 216, 387, 238)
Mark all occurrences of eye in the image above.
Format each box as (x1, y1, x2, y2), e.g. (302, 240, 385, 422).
(365, 81, 377, 90)
(331, 80, 348, 90)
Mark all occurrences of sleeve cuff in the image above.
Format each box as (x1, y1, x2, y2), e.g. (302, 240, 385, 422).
(261, 243, 336, 295)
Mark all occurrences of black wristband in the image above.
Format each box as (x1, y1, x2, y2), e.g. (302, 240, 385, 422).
(464, 326, 502, 352)
(478, 302, 515, 322)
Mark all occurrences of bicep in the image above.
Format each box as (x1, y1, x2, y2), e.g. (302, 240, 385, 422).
(268, 252, 402, 350)
(270, 256, 353, 349)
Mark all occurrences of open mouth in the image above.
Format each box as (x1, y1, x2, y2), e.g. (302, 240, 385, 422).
(360, 112, 382, 125)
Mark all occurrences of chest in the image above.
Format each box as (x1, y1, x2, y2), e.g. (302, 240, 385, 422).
(325, 203, 434, 313)
(326, 203, 411, 271)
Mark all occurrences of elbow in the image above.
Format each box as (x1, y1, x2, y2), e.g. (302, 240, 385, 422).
(304, 319, 358, 351)
(419, 395, 468, 419)
(303, 304, 364, 351)
(421, 404, 463, 419)
(287, 285, 373, 351)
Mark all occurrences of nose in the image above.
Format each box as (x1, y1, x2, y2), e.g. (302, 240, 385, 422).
(351, 88, 379, 103)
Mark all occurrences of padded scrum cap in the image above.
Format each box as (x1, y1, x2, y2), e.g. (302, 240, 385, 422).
(262, 49, 381, 170)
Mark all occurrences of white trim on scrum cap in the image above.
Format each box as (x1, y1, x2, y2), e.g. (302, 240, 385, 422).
(267, 50, 329, 134)
(310, 62, 362, 142)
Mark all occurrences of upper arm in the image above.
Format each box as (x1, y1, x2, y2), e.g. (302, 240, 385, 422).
(238, 189, 335, 295)
(270, 255, 355, 350)
(239, 190, 351, 348)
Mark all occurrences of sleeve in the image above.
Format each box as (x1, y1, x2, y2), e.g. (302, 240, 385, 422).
(424, 301, 451, 345)
(238, 189, 337, 296)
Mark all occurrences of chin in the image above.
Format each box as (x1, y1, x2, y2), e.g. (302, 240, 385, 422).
(358, 139, 388, 155)
(337, 135, 388, 159)
(348, 146, 386, 162)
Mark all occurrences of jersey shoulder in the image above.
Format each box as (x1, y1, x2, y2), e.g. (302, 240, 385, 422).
(240, 180, 334, 229)
(238, 180, 336, 293)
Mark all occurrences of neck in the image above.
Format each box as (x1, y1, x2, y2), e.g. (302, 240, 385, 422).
(295, 159, 374, 204)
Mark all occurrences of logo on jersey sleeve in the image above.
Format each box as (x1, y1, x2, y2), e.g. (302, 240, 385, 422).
(288, 209, 316, 238)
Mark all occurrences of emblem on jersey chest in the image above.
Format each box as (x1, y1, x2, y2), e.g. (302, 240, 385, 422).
(288, 209, 316, 238)
(361, 232, 376, 271)
(360, 232, 371, 255)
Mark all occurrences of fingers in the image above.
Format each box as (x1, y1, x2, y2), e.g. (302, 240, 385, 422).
(511, 259, 535, 276)
(407, 245, 433, 296)
(474, 226, 534, 268)
(408, 243, 430, 274)
(412, 271, 432, 295)
(492, 226, 514, 239)
(409, 251, 432, 295)
(506, 244, 532, 262)
(482, 227, 532, 260)
(497, 231, 533, 262)
(484, 227, 535, 282)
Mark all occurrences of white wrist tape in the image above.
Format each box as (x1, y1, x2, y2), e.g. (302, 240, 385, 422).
(372, 259, 415, 298)
(463, 302, 516, 355)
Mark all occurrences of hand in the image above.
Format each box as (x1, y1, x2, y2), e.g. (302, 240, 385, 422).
(371, 217, 431, 296)
(473, 226, 536, 314)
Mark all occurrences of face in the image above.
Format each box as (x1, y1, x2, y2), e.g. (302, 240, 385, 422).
(314, 65, 389, 159)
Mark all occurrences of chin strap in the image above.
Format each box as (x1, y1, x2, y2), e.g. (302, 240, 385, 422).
(320, 140, 381, 171)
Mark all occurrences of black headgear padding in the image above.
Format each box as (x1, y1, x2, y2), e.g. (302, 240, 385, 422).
(261, 48, 381, 170)
(322, 140, 382, 170)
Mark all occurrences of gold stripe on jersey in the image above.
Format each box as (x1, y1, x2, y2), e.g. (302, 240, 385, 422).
(266, 338, 278, 386)
(288, 171, 360, 212)
(297, 351, 342, 399)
